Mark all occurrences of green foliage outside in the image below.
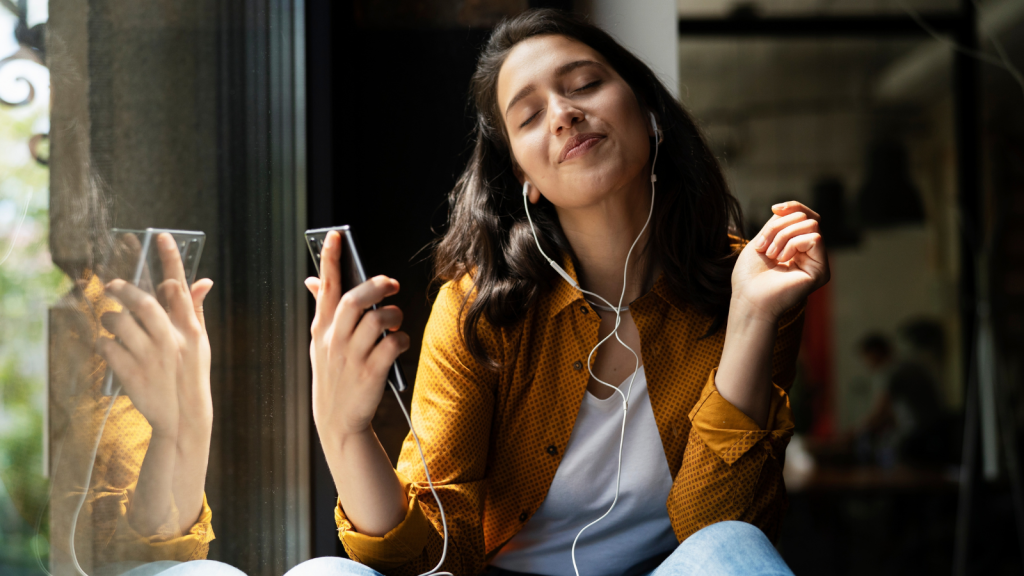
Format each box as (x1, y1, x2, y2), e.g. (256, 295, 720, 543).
(0, 58, 71, 571)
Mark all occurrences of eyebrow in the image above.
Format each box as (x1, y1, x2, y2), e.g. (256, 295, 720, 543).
(503, 60, 607, 119)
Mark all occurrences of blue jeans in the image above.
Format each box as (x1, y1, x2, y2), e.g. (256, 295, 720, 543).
(112, 560, 248, 575)
(283, 521, 794, 576)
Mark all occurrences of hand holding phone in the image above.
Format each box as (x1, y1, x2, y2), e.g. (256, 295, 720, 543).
(96, 232, 214, 432)
(304, 228, 411, 436)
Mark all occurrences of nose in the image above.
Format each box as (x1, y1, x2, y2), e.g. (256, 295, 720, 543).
(548, 96, 584, 135)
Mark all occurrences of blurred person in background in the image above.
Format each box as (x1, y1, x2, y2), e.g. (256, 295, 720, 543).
(854, 320, 955, 468)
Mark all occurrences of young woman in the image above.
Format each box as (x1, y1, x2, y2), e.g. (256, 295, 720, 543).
(297, 9, 828, 576)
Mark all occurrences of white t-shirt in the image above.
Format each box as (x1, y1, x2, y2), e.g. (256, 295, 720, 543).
(490, 366, 678, 576)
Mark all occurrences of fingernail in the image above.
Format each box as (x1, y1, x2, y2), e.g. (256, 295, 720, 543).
(766, 243, 777, 258)
(752, 235, 765, 249)
(772, 203, 786, 211)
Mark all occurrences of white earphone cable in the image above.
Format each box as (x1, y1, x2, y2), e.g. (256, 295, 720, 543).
(68, 385, 121, 576)
(522, 113, 660, 576)
(388, 379, 453, 576)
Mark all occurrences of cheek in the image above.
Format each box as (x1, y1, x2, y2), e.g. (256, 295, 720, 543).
(510, 131, 550, 177)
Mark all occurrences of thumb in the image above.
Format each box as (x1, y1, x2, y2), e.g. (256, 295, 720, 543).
(190, 279, 214, 331)
(305, 277, 321, 299)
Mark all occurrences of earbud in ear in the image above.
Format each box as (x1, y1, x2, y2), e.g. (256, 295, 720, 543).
(649, 111, 658, 135)
(522, 181, 530, 197)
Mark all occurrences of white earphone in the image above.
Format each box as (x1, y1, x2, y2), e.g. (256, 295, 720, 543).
(523, 111, 660, 576)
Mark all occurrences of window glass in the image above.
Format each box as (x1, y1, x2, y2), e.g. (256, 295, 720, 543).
(2, 1, 306, 574)
(0, 0, 62, 572)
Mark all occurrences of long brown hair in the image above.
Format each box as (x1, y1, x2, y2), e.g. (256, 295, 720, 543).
(433, 8, 743, 367)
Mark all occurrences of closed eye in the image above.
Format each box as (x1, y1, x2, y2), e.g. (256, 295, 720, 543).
(574, 80, 601, 93)
(518, 81, 601, 128)
(520, 110, 540, 128)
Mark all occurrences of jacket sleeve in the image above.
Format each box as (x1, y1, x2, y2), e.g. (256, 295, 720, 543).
(336, 278, 500, 575)
(100, 491, 215, 564)
(667, 303, 804, 542)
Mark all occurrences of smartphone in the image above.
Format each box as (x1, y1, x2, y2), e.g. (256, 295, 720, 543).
(305, 226, 408, 393)
(97, 228, 206, 395)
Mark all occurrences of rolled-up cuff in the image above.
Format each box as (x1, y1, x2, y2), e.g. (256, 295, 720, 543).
(105, 492, 215, 563)
(337, 480, 433, 571)
(688, 369, 795, 465)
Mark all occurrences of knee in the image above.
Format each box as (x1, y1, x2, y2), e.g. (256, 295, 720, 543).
(284, 557, 382, 576)
(671, 522, 792, 576)
(686, 520, 769, 548)
(156, 560, 248, 576)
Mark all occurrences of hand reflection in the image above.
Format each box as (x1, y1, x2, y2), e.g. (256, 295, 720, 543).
(98, 278, 180, 435)
(95, 232, 214, 537)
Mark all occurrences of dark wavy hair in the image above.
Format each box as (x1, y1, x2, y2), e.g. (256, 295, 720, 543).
(433, 8, 743, 367)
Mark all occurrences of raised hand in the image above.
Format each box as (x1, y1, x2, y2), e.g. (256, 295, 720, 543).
(98, 278, 181, 436)
(304, 230, 410, 438)
(732, 201, 830, 323)
(152, 233, 214, 425)
(97, 232, 214, 534)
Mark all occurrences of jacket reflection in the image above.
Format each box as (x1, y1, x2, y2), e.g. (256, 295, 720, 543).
(48, 272, 213, 576)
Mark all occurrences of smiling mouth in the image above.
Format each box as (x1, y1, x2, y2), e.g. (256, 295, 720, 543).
(560, 134, 605, 163)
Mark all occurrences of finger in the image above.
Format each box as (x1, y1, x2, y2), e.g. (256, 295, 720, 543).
(752, 212, 808, 252)
(96, 337, 145, 388)
(366, 331, 411, 376)
(771, 201, 821, 222)
(305, 277, 320, 299)
(157, 233, 189, 288)
(314, 231, 344, 332)
(105, 279, 175, 345)
(191, 279, 213, 333)
(334, 276, 400, 340)
(100, 311, 151, 360)
(158, 279, 195, 328)
(777, 232, 823, 263)
(348, 305, 404, 360)
(792, 242, 831, 286)
(765, 219, 819, 259)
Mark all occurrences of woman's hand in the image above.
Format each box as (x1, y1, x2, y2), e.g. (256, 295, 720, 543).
(304, 231, 410, 439)
(304, 231, 412, 536)
(732, 201, 830, 322)
(151, 233, 214, 427)
(98, 277, 181, 437)
(97, 233, 215, 533)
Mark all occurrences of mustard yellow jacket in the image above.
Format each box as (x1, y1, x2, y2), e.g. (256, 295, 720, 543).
(336, 257, 803, 575)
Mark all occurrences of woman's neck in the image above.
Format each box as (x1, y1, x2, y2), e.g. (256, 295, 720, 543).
(555, 167, 658, 306)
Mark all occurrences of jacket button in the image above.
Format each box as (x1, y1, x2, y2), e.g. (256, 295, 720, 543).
(580, 305, 589, 314)
(519, 512, 528, 522)
(546, 445, 558, 456)
(573, 360, 583, 371)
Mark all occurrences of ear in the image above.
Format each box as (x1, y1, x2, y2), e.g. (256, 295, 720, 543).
(513, 164, 543, 204)
(647, 110, 663, 143)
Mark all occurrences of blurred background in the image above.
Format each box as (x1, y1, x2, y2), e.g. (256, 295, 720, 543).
(1, 0, 1022, 574)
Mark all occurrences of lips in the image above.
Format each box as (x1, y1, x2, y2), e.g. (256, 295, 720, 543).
(559, 133, 605, 163)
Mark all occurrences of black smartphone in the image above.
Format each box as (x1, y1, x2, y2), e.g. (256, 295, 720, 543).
(97, 228, 206, 396)
(305, 226, 408, 393)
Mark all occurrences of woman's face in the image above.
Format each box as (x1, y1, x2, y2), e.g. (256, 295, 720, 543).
(496, 34, 652, 210)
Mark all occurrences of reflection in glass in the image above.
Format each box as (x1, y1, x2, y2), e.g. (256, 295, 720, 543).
(46, 228, 217, 575)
